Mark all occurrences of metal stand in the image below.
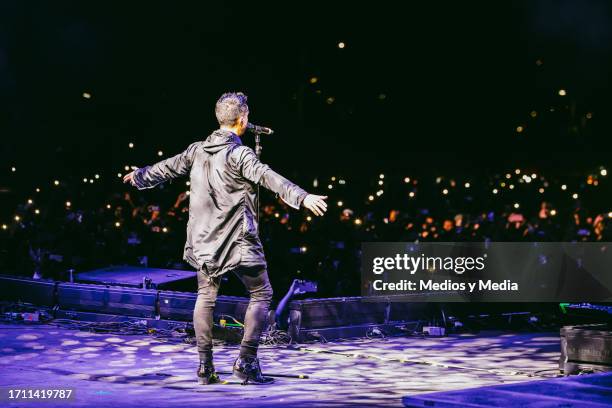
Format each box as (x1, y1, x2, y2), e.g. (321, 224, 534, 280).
(255, 133, 262, 229)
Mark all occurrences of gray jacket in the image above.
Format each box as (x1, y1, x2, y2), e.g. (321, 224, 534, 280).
(133, 129, 308, 277)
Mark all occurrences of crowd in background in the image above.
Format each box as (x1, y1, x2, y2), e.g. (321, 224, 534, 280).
(1, 166, 609, 299)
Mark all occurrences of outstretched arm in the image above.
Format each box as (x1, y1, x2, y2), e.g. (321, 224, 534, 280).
(232, 146, 328, 215)
(123, 142, 199, 190)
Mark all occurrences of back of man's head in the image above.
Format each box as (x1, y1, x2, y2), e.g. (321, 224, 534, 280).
(215, 92, 249, 126)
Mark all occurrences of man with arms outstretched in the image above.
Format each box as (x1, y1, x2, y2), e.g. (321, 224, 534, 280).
(124, 92, 328, 384)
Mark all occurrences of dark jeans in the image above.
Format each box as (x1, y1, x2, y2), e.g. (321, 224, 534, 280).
(193, 264, 273, 361)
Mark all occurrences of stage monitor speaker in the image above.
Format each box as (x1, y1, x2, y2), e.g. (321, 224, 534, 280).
(0, 274, 56, 307)
(389, 302, 434, 322)
(288, 296, 390, 330)
(560, 324, 612, 374)
(57, 282, 157, 318)
(287, 296, 432, 342)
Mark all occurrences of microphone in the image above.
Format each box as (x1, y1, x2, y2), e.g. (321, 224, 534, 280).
(247, 123, 274, 135)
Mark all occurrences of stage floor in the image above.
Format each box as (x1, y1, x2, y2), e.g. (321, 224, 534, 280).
(0, 322, 590, 407)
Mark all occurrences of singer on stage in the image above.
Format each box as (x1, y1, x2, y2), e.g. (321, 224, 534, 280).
(123, 92, 328, 385)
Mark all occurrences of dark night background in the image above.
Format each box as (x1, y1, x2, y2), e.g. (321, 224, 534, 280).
(2, 1, 611, 180)
(0, 2, 611, 289)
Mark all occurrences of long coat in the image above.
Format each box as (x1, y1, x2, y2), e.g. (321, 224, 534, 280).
(133, 129, 308, 277)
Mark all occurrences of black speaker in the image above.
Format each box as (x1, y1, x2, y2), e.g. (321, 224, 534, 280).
(0, 274, 56, 307)
(287, 296, 433, 342)
(288, 296, 389, 329)
(560, 324, 612, 374)
(57, 282, 157, 318)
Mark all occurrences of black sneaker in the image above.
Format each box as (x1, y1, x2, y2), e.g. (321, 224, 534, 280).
(232, 356, 275, 385)
(197, 360, 221, 385)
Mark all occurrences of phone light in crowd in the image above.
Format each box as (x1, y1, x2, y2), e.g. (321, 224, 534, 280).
(162, 227, 168, 233)
(376, 190, 384, 196)
(515, 169, 521, 175)
(379, 174, 385, 179)
(337, 201, 343, 207)
(442, 189, 449, 195)
(186, 181, 190, 186)
(601, 168, 608, 176)
(185, 191, 190, 196)
(516, 126, 524, 133)
(117, 173, 122, 178)
(354, 218, 362, 225)
(1, 224, 6, 230)
(561, 184, 567, 190)
(464, 182, 470, 188)
(531, 173, 537, 179)
(338, 179, 346, 185)
(550, 209, 557, 216)
(409, 192, 415, 198)
(404, 177, 410, 183)
(14, 216, 20, 222)
(124, 165, 130, 171)
(106, 204, 111, 209)
(306, 216, 312, 222)
(53, 180, 60, 186)
(524, 175, 532, 183)
(129, 142, 134, 148)
(300, 246, 308, 253)
(95, 174, 100, 179)
(572, 193, 579, 199)
(328, 184, 333, 190)
(514, 203, 520, 209)
(83, 178, 88, 183)
(66, 201, 71, 208)
(158, 151, 163, 156)
(608, 212, 612, 218)
(82, 92, 91, 99)
(11, 167, 16, 172)
(274, 213, 280, 218)
(309, 77, 318, 84)
(36, 188, 40, 193)
(115, 222, 121, 228)
(338, 41, 345, 49)
(89, 179, 94, 184)
(558, 89, 566, 96)
(35, 209, 40, 215)
(331, 176, 336, 181)
(492, 188, 498, 194)
(530, 110, 537, 118)
(539, 188, 545, 194)
(505, 173, 511, 179)
(27, 199, 33, 204)
(378, 180, 384, 185)
(368, 195, 374, 201)
(509, 184, 515, 190)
